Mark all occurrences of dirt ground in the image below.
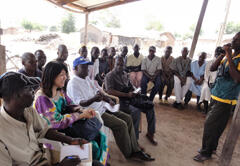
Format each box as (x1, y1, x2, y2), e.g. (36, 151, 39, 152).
(107, 97, 240, 166)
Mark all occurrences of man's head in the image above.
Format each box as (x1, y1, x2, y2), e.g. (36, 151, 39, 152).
(73, 57, 93, 79)
(22, 52, 37, 72)
(79, 46, 88, 59)
(199, 52, 207, 64)
(91, 47, 100, 60)
(133, 44, 140, 54)
(101, 48, 108, 60)
(34, 50, 46, 70)
(181, 47, 189, 58)
(231, 32, 240, 51)
(121, 46, 128, 57)
(164, 46, 172, 57)
(149, 46, 156, 56)
(57, 44, 68, 61)
(114, 56, 124, 73)
(109, 47, 116, 57)
(0, 72, 40, 107)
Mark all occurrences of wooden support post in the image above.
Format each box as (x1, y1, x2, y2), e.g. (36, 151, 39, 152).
(84, 12, 89, 46)
(216, 0, 232, 47)
(219, 96, 240, 166)
(0, 45, 6, 75)
(189, 0, 209, 59)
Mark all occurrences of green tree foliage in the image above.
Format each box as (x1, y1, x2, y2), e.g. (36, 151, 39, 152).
(21, 20, 33, 32)
(145, 21, 163, 32)
(50, 26, 58, 32)
(61, 13, 76, 34)
(173, 32, 182, 39)
(90, 10, 121, 28)
(225, 21, 240, 34)
(183, 24, 203, 40)
(21, 20, 44, 32)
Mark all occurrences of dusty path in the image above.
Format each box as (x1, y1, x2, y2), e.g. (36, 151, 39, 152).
(108, 98, 240, 166)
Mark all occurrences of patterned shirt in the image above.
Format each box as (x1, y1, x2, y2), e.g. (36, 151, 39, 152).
(161, 56, 174, 73)
(170, 56, 191, 77)
(19, 68, 42, 78)
(34, 89, 80, 129)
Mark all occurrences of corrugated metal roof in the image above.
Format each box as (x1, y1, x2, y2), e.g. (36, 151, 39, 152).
(46, 0, 142, 13)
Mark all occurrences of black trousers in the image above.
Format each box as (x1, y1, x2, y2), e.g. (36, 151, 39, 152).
(184, 90, 200, 105)
(200, 99, 233, 157)
(158, 76, 174, 100)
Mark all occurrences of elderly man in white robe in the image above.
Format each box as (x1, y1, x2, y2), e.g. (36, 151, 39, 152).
(199, 47, 222, 113)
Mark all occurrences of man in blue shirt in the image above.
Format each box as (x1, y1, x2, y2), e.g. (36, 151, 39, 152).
(194, 32, 240, 162)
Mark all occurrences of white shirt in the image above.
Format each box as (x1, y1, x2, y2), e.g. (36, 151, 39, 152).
(67, 76, 106, 115)
(204, 59, 217, 84)
(88, 59, 99, 80)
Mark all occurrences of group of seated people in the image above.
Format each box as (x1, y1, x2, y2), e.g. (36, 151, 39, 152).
(1, 32, 240, 165)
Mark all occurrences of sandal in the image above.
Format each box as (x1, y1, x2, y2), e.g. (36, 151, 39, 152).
(193, 154, 211, 162)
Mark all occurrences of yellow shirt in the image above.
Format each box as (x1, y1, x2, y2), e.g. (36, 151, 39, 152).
(0, 107, 50, 166)
(126, 54, 144, 67)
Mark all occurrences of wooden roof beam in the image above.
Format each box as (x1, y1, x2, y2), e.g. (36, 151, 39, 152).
(86, 0, 142, 12)
(45, 0, 83, 13)
(66, 3, 87, 12)
(57, 0, 79, 5)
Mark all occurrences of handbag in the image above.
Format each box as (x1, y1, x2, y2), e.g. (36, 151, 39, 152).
(60, 106, 102, 141)
(69, 117, 102, 141)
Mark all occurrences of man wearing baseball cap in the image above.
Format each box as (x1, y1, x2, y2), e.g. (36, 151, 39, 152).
(0, 72, 83, 166)
(67, 57, 155, 161)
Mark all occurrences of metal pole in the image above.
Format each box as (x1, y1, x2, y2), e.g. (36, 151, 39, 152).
(84, 12, 89, 46)
(189, 0, 209, 59)
(216, 0, 232, 47)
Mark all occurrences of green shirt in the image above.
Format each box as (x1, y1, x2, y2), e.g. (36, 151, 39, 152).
(211, 54, 240, 105)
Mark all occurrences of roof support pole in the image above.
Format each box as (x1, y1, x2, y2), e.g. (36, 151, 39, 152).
(0, 45, 6, 75)
(0, 26, 6, 75)
(83, 12, 89, 46)
(216, 0, 232, 47)
(219, 96, 240, 166)
(189, 0, 209, 59)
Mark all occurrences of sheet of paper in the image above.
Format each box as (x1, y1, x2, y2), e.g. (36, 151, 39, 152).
(133, 87, 141, 94)
(60, 144, 89, 161)
(103, 103, 119, 113)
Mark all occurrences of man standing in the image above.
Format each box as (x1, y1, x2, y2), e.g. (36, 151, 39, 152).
(159, 46, 174, 103)
(56, 44, 70, 91)
(108, 47, 116, 71)
(79, 46, 88, 59)
(34, 50, 46, 72)
(89, 46, 100, 80)
(184, 52, 206, 109)
(56, 44, 69, 66)
(193, 32, 240, 162)
(19, 52, 42, 78)
(120, 46, 128, 70)
(126, 44, 144, 88)
(170, 47, 192, 109)
(141, 46, 162, 101)
(67, 57, 154, 161)
(96, 48, 109, 86)
(105, 56, 157, 145)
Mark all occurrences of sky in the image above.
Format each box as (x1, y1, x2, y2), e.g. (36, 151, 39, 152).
(0, 0, 240, 36)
